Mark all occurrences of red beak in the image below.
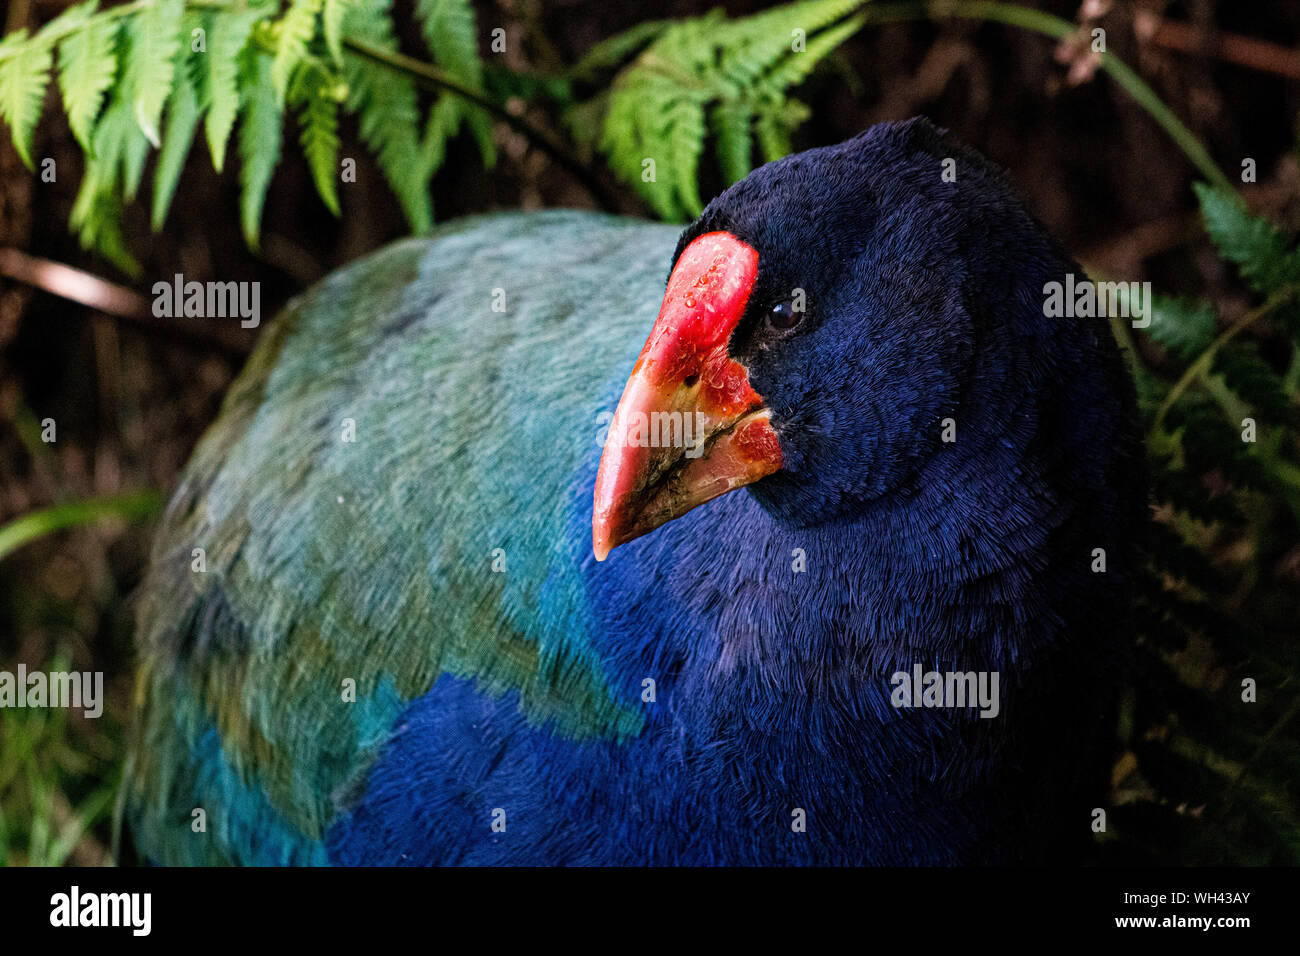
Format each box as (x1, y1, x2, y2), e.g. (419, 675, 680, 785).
(592, 232, 783, 561)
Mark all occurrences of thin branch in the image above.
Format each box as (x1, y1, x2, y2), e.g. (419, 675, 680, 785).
(0, 248, 251, 355)
(342, 37, 623, 214)
(0, 247, 148, 317)
(1146, 17, 1300, 82)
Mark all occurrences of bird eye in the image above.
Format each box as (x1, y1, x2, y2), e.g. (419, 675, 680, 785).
(765, 298, 804, 333)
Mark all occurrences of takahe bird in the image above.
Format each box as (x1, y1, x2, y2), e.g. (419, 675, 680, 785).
(127, 118, 1146, 865)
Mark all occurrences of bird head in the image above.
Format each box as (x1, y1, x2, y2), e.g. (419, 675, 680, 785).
(593, 117, 1078, 560)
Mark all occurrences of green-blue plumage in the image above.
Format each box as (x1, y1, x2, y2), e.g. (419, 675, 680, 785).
(130, 211, 676, 864)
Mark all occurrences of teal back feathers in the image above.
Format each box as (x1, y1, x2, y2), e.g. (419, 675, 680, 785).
(129, 211, 678, 864)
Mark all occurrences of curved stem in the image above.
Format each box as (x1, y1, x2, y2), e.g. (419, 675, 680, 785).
(1151, 284, 1300, 434)
(0, 0, 150, 58)
(860, 1, 1234, 192)
(342, 37, 622, 213)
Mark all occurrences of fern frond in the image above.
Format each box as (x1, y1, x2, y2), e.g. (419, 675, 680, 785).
(757, 11, 865, 97)
(570, 20, 671, 83)
(322, 0, 352, 64)
(0, 28, 55, 170)
(415, 0, 494, 171)
(1145, 295, 1218, 362)
(237, 45, 283, 249)
(271, 0, 322, 105)
(600, 71, 702, 220)
(711, 101, 753, 185)
(200, 6, 266, 171)
(341, 0, 430, 231)
(124, 0, 183, 147)
(1195, 183, 1300, 297)
(55, 1, 117, 154)
(151, 53, 200, 231)
(289, 61, 341, 216)
(70, 88, 145, 274)
(419, 94, 459, 183)
(107, 13, 160, 203)
(717, 0, 864, 95)
(754, 98, 809, 163)
(594, 0, 866, 220)
(1212, 343, 1292, 425)
(416, 0, 481, 88)
(71, 181, 137, 275)
(666, 96, 707, 217)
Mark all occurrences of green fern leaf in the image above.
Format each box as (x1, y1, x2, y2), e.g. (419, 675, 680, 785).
(754, 98, 809, 163)
(419, 94, 459, 181)
(341, 0, 430, 231)
(55, 2, 117, 153)
(0, 29, 55, 170)
(272, 0, 322, 104)
(1212, 343, 1292, 424)
(601, 73, 695, 220)
(322, 0, 351, 64)
(237, 47, 283, 249)
(711, 101, 753, 185)
(290, 63, 341, 216)
(1194, 182, 1300, 296)
(111, 13, 158, 203)
(70, 92, 144, 274)
(201, 6, 264, 171)
(718, 0, 863, 95)
(124, 0, 183, 147)
(416, 0, 481, 88)
(570, 20, 670, 83)
(594, 0, 865, 219)
(1145, 294, 1218, 362)
(151, 57, 200, 231)
(71, 181, 138, 275)
(666, 96, 707, 217)
(757, 12, 865, 96)
(415, 0, 494, 169)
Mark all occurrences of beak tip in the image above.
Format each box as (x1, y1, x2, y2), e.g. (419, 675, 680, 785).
(592, 522, 613, 562)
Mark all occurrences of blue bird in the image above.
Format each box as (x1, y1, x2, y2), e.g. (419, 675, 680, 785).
(127, 118, 1146, 865)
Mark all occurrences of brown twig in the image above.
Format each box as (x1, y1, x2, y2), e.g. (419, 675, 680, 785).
(0, 248, 251, 355)
(1144, 16, 1300, 82)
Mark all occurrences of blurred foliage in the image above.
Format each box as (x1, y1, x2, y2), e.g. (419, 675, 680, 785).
(578, 0, 868, 219)
(0, 0, 498, 271)
(1108, 186, 1300, 864)
(0, 655, 122, 866)
(0, 491, 161, 561)
(0, 0, 1239, 260)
